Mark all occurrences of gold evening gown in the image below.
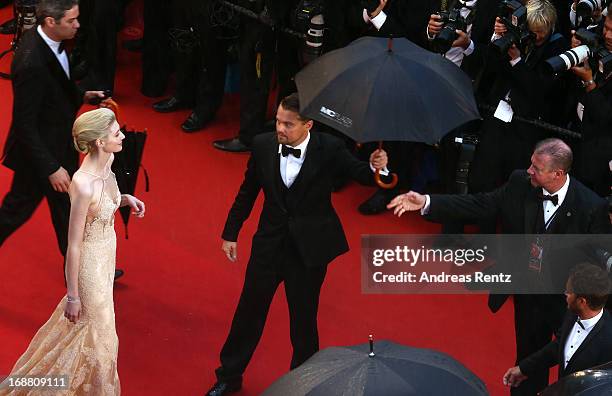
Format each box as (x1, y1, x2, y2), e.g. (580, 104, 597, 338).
(0, 171, 121, 395)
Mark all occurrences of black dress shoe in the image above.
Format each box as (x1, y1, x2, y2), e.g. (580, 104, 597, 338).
(0, 18, 15, 35)
(114, 269, 124, 281)
(152, 97, 188, 113)
(205, 381, 241, 396)
(358, 189, 394, 215)
(213, 137, 251, 153)
(181, 112, 210, 133)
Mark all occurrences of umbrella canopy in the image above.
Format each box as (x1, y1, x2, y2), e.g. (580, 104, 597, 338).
(295, 36, 480, 144)
(541, 369, 612, 396)
(263, 340, 488, 396)
(111, 126, 149, 239)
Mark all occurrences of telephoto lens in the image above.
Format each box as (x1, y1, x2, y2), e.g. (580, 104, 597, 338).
(545, 45, 591, 73)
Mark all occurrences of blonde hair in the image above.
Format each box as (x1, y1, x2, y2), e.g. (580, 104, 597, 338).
(72, 108, 116, 154)
(527, 0, 557, 33)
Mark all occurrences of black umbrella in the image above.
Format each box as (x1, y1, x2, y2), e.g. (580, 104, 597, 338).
(104, 99, 149, 239)
(295, 37, 480, 188)
(111, 125, 149, 239)
(541, 368, 612, 396)
(263, 338, 488, 396)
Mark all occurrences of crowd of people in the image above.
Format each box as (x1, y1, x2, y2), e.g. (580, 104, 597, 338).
(0, 0, 611, 395)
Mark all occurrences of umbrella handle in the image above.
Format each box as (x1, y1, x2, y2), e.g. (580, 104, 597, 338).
(375, 169, 398, 190)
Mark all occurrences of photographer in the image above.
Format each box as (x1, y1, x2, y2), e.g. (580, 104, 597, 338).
(468, 0, 569, 225)
(565, 7, 612, 197)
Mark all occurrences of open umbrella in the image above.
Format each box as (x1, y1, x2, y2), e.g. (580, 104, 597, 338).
(295, 36, 480, 188)
(263, 338, 488, 396)
(541, 368, 612, 396)
(104, 99, 149, 239)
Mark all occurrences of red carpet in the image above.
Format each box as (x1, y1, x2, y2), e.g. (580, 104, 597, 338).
(0, 4, 518, 395)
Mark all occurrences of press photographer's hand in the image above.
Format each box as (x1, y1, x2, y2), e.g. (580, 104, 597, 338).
(494, 17, 507, 36)
(428, 14, 444, 37)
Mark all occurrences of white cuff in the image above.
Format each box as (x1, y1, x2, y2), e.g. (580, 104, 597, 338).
(370, 163, 390, 176)
(420, 195, 431, 215)
(371, 11, 388, 30)
(463, 40, 475, 56)
(510, 57, 522, 67)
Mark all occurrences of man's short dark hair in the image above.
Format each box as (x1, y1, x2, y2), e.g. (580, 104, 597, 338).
(569, 263, 611, 310)
(37, 0, 79, 24)
(280, 93, 311, 122)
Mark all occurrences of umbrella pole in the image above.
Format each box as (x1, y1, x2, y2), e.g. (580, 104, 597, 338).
(374, 141, 398, 189)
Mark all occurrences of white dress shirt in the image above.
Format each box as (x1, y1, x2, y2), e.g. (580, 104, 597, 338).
(278, 132, 311, 188)
(541, 175, 570, 227)
(563, 309, 604, 368)
(37, 25, 70, 78)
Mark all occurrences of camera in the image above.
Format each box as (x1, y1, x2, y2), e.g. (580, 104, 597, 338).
(575, 0, 608, 28)
(13, 0, 38, 49)
(431, 0, 471, 54)
(545, 28, 612, 76)
(293, 0, 325, 66)
(491, 0, 535, 54)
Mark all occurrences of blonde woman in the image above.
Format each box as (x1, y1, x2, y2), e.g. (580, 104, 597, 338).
(0, 108, 145, 395)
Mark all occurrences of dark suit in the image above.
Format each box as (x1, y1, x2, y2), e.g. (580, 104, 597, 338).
(425, 170, 610, 394)
(519, 310, 612, 378)
(216, 131, 380, 383)
(0, 28, 82, 256)
(469, 33, 570, 200)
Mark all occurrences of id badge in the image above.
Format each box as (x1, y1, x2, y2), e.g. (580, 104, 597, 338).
(528, 238, 543, 273)
(494, 99, 514, 123)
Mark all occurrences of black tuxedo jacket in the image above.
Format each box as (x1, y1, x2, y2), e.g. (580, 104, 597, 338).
(426, 170, 611, 310)
(222, 131, 378, 268)
(1, 28, 82, 178)
(519, 310, 612, 378)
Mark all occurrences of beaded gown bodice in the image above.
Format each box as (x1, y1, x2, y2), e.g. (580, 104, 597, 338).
(0, 170, 122, 395)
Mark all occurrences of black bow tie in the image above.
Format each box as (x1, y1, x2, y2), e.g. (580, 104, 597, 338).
(281, 145, 301, 158)
(538, 193, 558, 206)
(577, 318, 585, 330)
(58, 42, 65, 54)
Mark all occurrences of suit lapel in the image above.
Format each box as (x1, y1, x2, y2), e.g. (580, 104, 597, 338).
(34, 31, 76, 103)
(547, 178, 575, 234)
(264, 136, 286, 209)
(565, 311, 608, 373)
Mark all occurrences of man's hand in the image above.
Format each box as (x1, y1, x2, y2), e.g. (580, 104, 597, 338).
(503, 366, 528, 387)
(571, 60, 593, 82)
(387, 191, 426, 216)
(369, 149, 388, 170)
(222, 240, 238, 262)
(453, 30, 471, 50)
(494, 17, 507, 36)
(367, 0, 388, 18)
(83, 91, 106, 104)
(428, 14, 444, 37)
(508, 44, 521, 61)
(571, 30, 582, 48)
(49, 167, 71, 193)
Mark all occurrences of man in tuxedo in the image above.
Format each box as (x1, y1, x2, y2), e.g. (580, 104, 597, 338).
(205, 93, 389, 396)
(0, 0, 105, 264)
(503, 263, 612, 387)
(388, 138, 611, 395)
